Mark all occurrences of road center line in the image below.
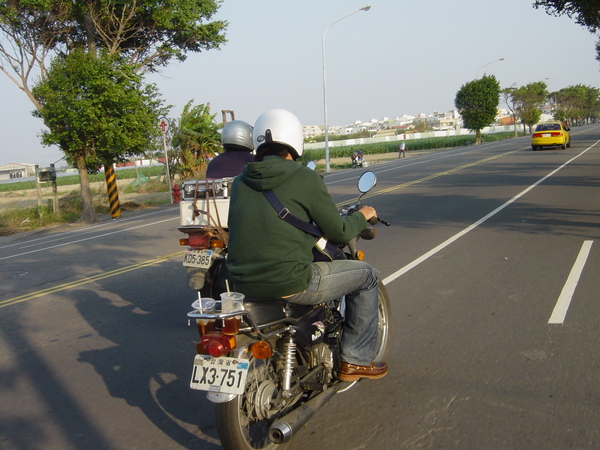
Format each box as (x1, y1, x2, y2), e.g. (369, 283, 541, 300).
(548, 240, 594, 324)
(382, 140, 599, 286)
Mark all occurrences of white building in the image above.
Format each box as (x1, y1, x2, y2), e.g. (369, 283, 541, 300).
(0, 163, 37, 181)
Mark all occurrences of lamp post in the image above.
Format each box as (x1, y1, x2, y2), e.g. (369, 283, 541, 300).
(476, 57, 504, 79)
(322, 5, 371, 174)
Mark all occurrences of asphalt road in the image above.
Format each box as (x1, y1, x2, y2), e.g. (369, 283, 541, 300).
(0, 125, 598, 449)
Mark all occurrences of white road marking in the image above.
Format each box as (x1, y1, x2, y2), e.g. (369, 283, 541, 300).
(548, 240, 594, 324)
(0, 216, 179, 261)
(382, 140, 599, 286)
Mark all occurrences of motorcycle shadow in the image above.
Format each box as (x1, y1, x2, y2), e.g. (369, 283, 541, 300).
(73, 286, 221, 449)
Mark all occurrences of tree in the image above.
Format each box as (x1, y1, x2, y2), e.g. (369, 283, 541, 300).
(552, 84, 600, 124)
(533, 1, 600, 63)
(0, 0, 226, 222)
(171, 101, 221, 179)
(501, 86, 520, 137)
(0, 1, 227, 86)
(454, 75, 501, 144)
(512, 81, 548, 133)
(32, 50, 168, 222)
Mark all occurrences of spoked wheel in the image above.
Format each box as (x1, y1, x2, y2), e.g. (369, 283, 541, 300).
(374, 281, 392, 361)
(216, 344, 289, 450)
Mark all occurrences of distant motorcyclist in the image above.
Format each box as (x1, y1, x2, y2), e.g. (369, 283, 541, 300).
(206, 120, 254, 178)
(227, 109, 387, 381)
(351, 149, 363, 168)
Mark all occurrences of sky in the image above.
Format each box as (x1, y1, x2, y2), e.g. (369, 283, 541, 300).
(1, 0, 599, 167)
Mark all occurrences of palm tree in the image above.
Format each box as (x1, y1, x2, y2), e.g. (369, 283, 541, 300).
(171, 101, 221, 179)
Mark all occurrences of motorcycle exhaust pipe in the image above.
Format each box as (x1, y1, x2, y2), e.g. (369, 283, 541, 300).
(269, 382, 345, 444)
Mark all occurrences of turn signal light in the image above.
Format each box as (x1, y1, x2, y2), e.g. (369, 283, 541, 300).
(179, 238, 190, 246)
(355, 250, 365, 261)
(210, 239, 224, 248)
(251, 341, 273, 359)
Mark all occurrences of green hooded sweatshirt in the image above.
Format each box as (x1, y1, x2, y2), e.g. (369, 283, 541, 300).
(227, 155, 367, 298)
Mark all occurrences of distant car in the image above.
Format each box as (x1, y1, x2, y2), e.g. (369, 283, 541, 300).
(531, 121, 571, 150)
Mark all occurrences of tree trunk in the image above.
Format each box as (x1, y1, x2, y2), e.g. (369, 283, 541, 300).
(475, 129, 482, 144)
(76, 154, 98, 223)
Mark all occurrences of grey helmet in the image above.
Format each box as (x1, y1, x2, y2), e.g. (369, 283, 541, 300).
(221, 120, 254, 152)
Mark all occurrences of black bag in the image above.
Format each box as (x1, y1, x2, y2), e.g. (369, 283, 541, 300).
(263, 190, 341, 262)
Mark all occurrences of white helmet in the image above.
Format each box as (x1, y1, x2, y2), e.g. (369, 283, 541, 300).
(253, 109, 304, 158)
(221, 120, 254, 152)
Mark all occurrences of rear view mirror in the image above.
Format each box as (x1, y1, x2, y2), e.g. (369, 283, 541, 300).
(357, 171, 376, 193)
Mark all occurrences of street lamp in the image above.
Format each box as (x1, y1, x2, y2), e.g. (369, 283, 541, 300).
(476, 57, 504, 78)
(322, 5, 371, 174)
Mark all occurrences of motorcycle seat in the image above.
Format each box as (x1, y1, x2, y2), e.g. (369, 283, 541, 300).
(243, 297, 314, 326)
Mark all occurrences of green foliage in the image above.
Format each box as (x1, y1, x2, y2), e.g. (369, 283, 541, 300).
(551, 84, 600, 122)
(454, 75, 501, 143)
(0, 0, 227, 74)
(32, 50, 168, 168)
(171, 101, 221, 179)
(534, 1, 600, 32)
(512, 81, 548, 132)
(533, 1, 600, 61)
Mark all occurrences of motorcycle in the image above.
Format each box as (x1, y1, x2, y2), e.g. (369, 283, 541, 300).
(177, 177, 233, 298)
(351, 151, 363, 169)
(185, 171, 391, 450)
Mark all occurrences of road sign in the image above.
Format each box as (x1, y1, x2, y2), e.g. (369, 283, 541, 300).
(158, 116, 170, 134)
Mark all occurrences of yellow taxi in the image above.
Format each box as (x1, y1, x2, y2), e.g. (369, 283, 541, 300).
(531, 121, 571, 150)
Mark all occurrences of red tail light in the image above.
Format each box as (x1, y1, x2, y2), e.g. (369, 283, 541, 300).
(551, 132, 561, 137)
(200, 332, 236, 357)
(188, 233, 211, 249)
(533, 133, 542, 138)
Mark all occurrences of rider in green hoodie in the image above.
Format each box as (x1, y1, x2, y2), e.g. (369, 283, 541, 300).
(227, 109, 387, 382)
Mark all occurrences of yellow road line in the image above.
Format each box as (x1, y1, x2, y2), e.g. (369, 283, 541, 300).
(0, 251, 185, 308)
(336, 148, 521, 206)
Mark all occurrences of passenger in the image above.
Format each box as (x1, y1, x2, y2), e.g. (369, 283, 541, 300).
(206, 120, 254, 178)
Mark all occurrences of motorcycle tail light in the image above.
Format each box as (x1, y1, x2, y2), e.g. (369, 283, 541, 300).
(188, 233, 211, 249)
(251, 341, 272, 359)
(200, 332, 236, 357)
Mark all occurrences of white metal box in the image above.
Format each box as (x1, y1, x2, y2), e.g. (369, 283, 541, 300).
(179, 178, 233, 227)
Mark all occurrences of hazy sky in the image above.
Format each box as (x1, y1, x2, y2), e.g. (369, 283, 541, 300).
(1, 0, 598, 167)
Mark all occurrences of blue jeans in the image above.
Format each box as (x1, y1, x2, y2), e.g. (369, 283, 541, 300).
(286, 260, 379, 366)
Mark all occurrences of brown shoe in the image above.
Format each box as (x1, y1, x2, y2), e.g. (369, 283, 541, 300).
(338, 361, 388, 382)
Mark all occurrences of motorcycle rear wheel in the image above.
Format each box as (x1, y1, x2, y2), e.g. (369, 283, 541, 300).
(375, 281, 392, 361)
(216, 339, 289, 450)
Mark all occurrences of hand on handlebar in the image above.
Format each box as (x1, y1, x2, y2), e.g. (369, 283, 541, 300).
(359, 205, 391, 227)
(359, 206, 377, 222)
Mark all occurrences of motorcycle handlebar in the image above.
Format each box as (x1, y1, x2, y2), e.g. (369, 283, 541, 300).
(368, 216, 391, 226)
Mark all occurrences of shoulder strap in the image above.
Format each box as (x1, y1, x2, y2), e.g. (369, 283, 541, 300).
(263, 190, 322, 237)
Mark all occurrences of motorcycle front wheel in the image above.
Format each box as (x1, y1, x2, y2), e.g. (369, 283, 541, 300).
(216, 338, 289, 450)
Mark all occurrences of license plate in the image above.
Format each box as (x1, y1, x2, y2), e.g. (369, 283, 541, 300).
(542, 133, 551, 137)
(183, 249, 213, 268)
(190, 355, 249, 395)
